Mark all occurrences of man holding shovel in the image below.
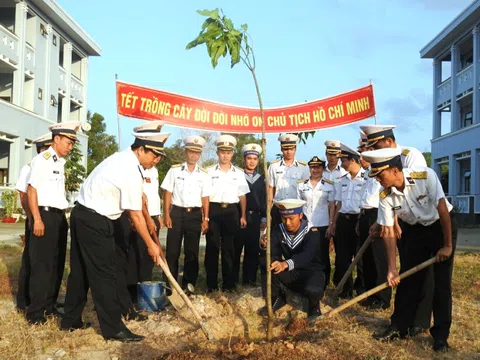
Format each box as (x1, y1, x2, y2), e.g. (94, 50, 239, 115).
(362, 148, 457, 352)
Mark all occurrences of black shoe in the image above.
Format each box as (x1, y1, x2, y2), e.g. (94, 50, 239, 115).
(257, 296, 286, 316)
(27, 316, 47, 325)
(104, 329, 145, 342)
(373, 326, 407, 341)
(306, 305, 321, 325)
(207, 288, 218, 294)
(61, 321, 92, 332)
(433, 339, 450, 352)
(409, 326, 426, 337)
(126, 310, 148, 321)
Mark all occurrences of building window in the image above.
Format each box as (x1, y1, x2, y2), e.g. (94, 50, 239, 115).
(460, 49, 473, 69)
(458, 157, 471, 195)
(463, 111, 472, 128)
(50, 95, 58, 107)
(38, 88, 42, 100)
(437, 157, 449, 195)
(40, 23, 47, 37)
(53, 35, 57, 46)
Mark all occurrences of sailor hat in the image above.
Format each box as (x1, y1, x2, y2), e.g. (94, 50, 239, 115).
(32, 132, 53, 149)
(133, 132, 170, 157)
(361, 148, 402, 177)
(324, 140, 341, 154)
(278, 133, 298, 149)
(360, 125, 396, 148)
(274, 199, 307, 216)
(242, 143, 262, 157)
(49, 121, 90, 141)
(183, 135, 206, 153)
(338, 142, 361, 160)
(133, 120, 165, 133)
(308, 156, 325, 167)
(216, 134, 237, 150)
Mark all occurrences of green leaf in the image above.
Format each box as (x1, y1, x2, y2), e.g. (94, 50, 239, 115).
(197, 8, 219, 19)
(211, 41, 226, 68)
(241, 23, 248, 32)
(201, 18, 215, 31)
(223, 17, 234, 31)
(244, 34, 250, 57)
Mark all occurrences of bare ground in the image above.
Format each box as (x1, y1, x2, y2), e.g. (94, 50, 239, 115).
(0, 245, 479, 360)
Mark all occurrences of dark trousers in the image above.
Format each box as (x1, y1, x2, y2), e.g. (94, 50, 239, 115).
(359, 209, 391, 306)
(271, 268, 326, 308)
(333, 214, 361, 297)
(391, 214, 458, 341)
(398, 222, 434, 330)
(233, 211, 262, 286)
(313, 226, 330, 290)
(17, 218, 31, 310)
(205, 203, 239, 291)
(62, 205, 127, 337)
(127, 216, 159, 303)
(26, 209, 67, 322)
(165, 206, 202, 288)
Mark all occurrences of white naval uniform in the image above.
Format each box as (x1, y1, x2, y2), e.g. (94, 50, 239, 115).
(297, 178, 335, 227)
(77, 149, 144, 219)
(268, 159, 310, 201)
(161, 162, 212, 207)
(377, 168, 453, 227)
(142, 167, 161, 216)
(334, 169, 366, 214)
(398, 145, 427, 169)
(16, 163, 31, 193)
(27, 147, 68, 210)
(323, 163, 347, 199)
(360, 168, 381, 210)
(208, 164, 250, 203)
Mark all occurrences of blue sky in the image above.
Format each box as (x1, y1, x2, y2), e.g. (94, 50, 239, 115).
(58, 0, 473, 161)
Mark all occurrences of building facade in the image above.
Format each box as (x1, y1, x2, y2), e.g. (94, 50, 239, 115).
(0, 0, 100, 188)
(420, 0, 480, 222)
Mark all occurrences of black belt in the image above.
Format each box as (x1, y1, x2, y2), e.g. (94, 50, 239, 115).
(172, 205, 201, 213)
(339, 213, 358, 220)
(211, 202, 237, 209)
(75, 203, 97, 214)
(39, 206, 63, 214)
(360, 208, 377, 216)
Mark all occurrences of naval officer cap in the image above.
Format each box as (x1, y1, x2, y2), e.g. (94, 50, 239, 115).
(308, 156, 325, 167)
(360, 125, 396, 148)
(361, 148, 402, 177)
(133, 132, 170, 157)
(278, 133, 298, 149)
(133, 120, 165, 133)
(242, 143, 262, 157)
(324, 140, 341, 154)
(184, 135, 206, 153)
(216, 134, 237, 151)
(49, 121, 90, 141)
(274, 199, 306, 216)
(338, 142, 361, 160)
(32, 132, 53, 150)
(357, 130, 368, 151)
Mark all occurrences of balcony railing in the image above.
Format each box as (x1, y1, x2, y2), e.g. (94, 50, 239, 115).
(456, 64, 473, 95)
(437, 78, 451, 107)
(71, 75, 83, 103)
(0, 24, 19, 65)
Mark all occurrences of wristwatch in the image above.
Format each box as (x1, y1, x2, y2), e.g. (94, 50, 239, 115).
(203, 217, 210, 222)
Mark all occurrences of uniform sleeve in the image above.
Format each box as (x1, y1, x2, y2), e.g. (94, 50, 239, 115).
(15, 165, 31, 193)
(296, 184, 303, 200)
(268, 164, 276, 187)
(377, 195, 395, 226)
(119, 166, 144, 211)
(334, 181, 342, 202)
(237, 174, 250, 196)
(404, 148, 427, 169)
(160, 168, 175, 193)
(426, 168, 446, 206)
(289, 231, 319, 270)
(201, 173, 213, 198)
(27, 157, 49, 190)
(327, 187, 335, 202)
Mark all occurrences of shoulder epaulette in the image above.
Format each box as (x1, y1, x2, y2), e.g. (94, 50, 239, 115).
(270, 160, 280, 164)
(298, 160, 307, 166)
(322, 178, 334, 185)
(380, 187, 391, 199)
(171, 164, 182, 168)
(401, 149, 410, 156)
(200, 167, 207, 173)
(27, 162, 31, 166)
(42, 152, 51, 160)
(297, 179, 306, 184)
(410, 171, 427, 179)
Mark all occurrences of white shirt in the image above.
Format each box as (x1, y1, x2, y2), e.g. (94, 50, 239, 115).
(297, 178, 335, 227)
(78, 149, 143, 220)
(27, 147, 68, 210)
(142, 167, 161, 216)
(208, 164, 250, 203)
(323, 163, 347, 199)
(268, 159, 310, 201)
(15, 164, 31, 193)
(161, 162, 212, 208)
(399, 145, 427, 169)
(377, 168, 453, 227)
(360, 168, 381, 209)
(334, 168, 366, 214)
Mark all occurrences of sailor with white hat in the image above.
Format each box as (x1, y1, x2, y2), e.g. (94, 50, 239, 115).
(14, 132, 53, 312)
(330, 142, 366, 298)
(205, 134, 250, 292)
(133, 120, 165, 133)
(323, 139, 347, 194)
(357, 131, 368, 152)
(360, 125, 427, 169)
(61, 131, 170, 342)
(362, 149, 455, 352)
(25, 121, 84, 324)
(297, 155, 334, 289)
(257, 198, 326, 321)
(233, 143, 266, 286)
(267, 133, 309, 227)
(161, 135, 211, 292)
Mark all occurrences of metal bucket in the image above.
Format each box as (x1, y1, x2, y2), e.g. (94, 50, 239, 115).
(137, 281, 166, 312)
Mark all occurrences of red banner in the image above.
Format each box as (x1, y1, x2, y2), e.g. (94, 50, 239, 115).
(117, 81, 375, 134)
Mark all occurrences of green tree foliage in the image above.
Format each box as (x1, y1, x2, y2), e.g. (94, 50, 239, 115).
(155, 139, 185, 186)
(422, 152, 431, 167)
(87, 112, 119, 175)
(64, 142, 86, 194)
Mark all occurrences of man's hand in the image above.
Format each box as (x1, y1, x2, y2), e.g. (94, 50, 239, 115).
(260, 234, 267, 249)
(146, 216, 157, 236)
(436, 246, 452, 262)
(387, 268, 400, 287)
(394, 221, 402, 239)
(329, 223, 336, 237)
(260, 221, 267, 232)
(240, 216, 247, 229)
(270, 260, 288, 274)
(369, 222, 381, 237)
(201, 220, 209, 234)
(33, 218, 45, 237)
(147, 242, 163, 265)
(164, 214, 173, 229)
